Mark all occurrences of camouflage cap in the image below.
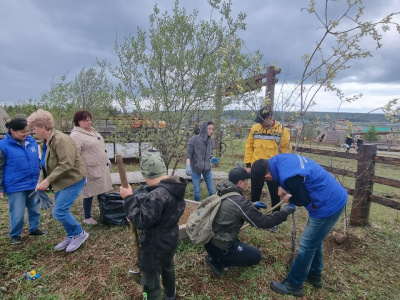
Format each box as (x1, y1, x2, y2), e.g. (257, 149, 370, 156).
(140, 153, 167, 179)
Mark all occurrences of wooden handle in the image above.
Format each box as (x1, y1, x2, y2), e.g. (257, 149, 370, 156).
(241, 200, 285, 230)
(116, 154, 141, 261)
(130, 222, 141, 259)
(116, 154, 129, 188)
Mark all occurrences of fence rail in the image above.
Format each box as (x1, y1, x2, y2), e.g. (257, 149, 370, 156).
(296, 145, 400, 225)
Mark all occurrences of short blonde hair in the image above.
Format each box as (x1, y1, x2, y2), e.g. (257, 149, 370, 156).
(27, 109, 55, 130)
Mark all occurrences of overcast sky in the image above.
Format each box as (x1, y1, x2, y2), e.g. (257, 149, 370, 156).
(1, 0, 399, 113)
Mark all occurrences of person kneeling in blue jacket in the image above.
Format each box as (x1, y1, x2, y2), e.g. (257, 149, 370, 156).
(252, 154, 348, 298)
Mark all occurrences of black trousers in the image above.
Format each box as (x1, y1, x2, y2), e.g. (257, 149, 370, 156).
(205, 240, 262, 268)
(141, 257, 175, 300)
(251, 179, 281, 212)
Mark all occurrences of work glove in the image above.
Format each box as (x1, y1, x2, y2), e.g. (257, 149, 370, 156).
(283, 204, 296, 215)
(29, 190, 53, 210)
(211, 157, 219, 165)
(185, 164, 192, 176)
(253, 201, 267, 210)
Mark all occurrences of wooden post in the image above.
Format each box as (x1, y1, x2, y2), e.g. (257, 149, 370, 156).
(350, 144, 377, 226)
(266, 66, 281, 111)
(113, 132, 117, 162)
(214, 86, 223, 157)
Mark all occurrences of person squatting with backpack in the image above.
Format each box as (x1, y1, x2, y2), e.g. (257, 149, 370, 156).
(121, 153, 187, 300)
(203, 167, 296, 276)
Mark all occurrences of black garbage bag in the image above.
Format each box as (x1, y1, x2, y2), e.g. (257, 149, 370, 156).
(98, 192, 128, 226)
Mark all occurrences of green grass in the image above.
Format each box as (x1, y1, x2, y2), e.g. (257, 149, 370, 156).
(1, 141, 400, 299)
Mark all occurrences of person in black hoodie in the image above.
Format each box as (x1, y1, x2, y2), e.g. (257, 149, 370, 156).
(121, 153, 187, 300)
(185, 121, 216, 202)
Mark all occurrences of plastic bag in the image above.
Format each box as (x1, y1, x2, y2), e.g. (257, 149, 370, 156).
(98, 192, 128, 226)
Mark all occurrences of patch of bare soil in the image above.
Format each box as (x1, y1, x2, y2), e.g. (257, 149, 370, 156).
(178, 201, 198, 226)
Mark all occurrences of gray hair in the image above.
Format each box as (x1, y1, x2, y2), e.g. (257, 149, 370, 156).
(27, 109, 55, 130)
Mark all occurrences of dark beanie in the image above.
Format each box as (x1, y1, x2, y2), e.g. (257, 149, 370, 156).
(228, 167, 252, 184)
(251, 159, 270, 183)
(5, 118, 28, 131)
(254, 106, 272, 123)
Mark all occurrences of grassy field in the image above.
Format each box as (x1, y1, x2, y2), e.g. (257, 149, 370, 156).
(1, 141, 400, 299)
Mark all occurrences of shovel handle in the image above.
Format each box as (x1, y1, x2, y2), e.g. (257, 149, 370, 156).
(116, 154, 141, 263)
(130, 222, 141, 258)
(241, 200, 284, 230)
(116, 154, 129, 188)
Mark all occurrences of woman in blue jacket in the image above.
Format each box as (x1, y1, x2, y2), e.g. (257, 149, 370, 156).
(0, 118, 47, 244)
(252, 154, 348, 297)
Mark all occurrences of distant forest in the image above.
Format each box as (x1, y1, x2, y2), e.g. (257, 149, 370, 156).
(222, 110, 391, 123)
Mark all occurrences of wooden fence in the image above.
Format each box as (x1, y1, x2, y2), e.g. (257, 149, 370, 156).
(296, 144, 400, 226)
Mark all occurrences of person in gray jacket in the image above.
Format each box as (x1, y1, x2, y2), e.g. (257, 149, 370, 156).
(185, 121, 216, 202)
(204, 167, 295, 276)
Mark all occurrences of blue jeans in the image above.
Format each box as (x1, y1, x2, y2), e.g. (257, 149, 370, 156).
(285, 207, 344, 287)
(52, 178, 86, 237)
(192, 171, 214, 202)
(7, 190, 40, 237)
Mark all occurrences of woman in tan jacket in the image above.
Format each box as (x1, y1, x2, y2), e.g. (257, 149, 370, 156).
(70, 111, 112, 224)
(27, 109, 89, 253)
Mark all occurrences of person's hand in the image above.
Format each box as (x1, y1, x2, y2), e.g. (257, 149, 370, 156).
(282, 194, 292, 203)
(246, 167, 251, 173)
(120, 185, 133, 199)
(253, 201, 267, 210)
(185, 164, 192, 176)
(278, 186, 287, 197)
(36, 179, 50, 191)
(283, 204, 296, 215)
(0, 193, 3, 199)
(278, 186, 292, 203)
(211, 157, 219, 166)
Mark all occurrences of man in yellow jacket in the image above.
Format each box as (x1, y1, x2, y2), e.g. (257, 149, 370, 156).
(244, 106, 292, 232)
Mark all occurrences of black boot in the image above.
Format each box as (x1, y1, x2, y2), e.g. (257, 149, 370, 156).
(307, 272, 323, 288)
(205, 255, 228, 276)
(270, 280, 304, 297)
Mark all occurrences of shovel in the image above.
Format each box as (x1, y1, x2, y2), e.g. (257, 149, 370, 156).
(333, 206, 348, 244)
(241, 200, 284, 230)
(116, 154, 141, 284)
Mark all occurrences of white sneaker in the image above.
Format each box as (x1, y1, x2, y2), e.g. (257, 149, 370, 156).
(83, 218, 97, 225)
(66, 231, 89, 253)
(55, 237, 72, 251)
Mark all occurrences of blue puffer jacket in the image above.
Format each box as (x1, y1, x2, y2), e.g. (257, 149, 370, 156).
(0, 133, 40, 193)
(269, 154, 347, 218)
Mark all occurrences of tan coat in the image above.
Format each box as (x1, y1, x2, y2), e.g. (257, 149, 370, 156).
(70, 126, 112, 198)
(39, 129, 87, 192)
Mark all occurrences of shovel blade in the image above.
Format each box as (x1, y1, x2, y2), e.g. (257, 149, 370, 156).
(129, 270, 141, 284)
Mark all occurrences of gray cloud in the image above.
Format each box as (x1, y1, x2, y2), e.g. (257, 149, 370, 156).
(0, 0, 399, 112)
